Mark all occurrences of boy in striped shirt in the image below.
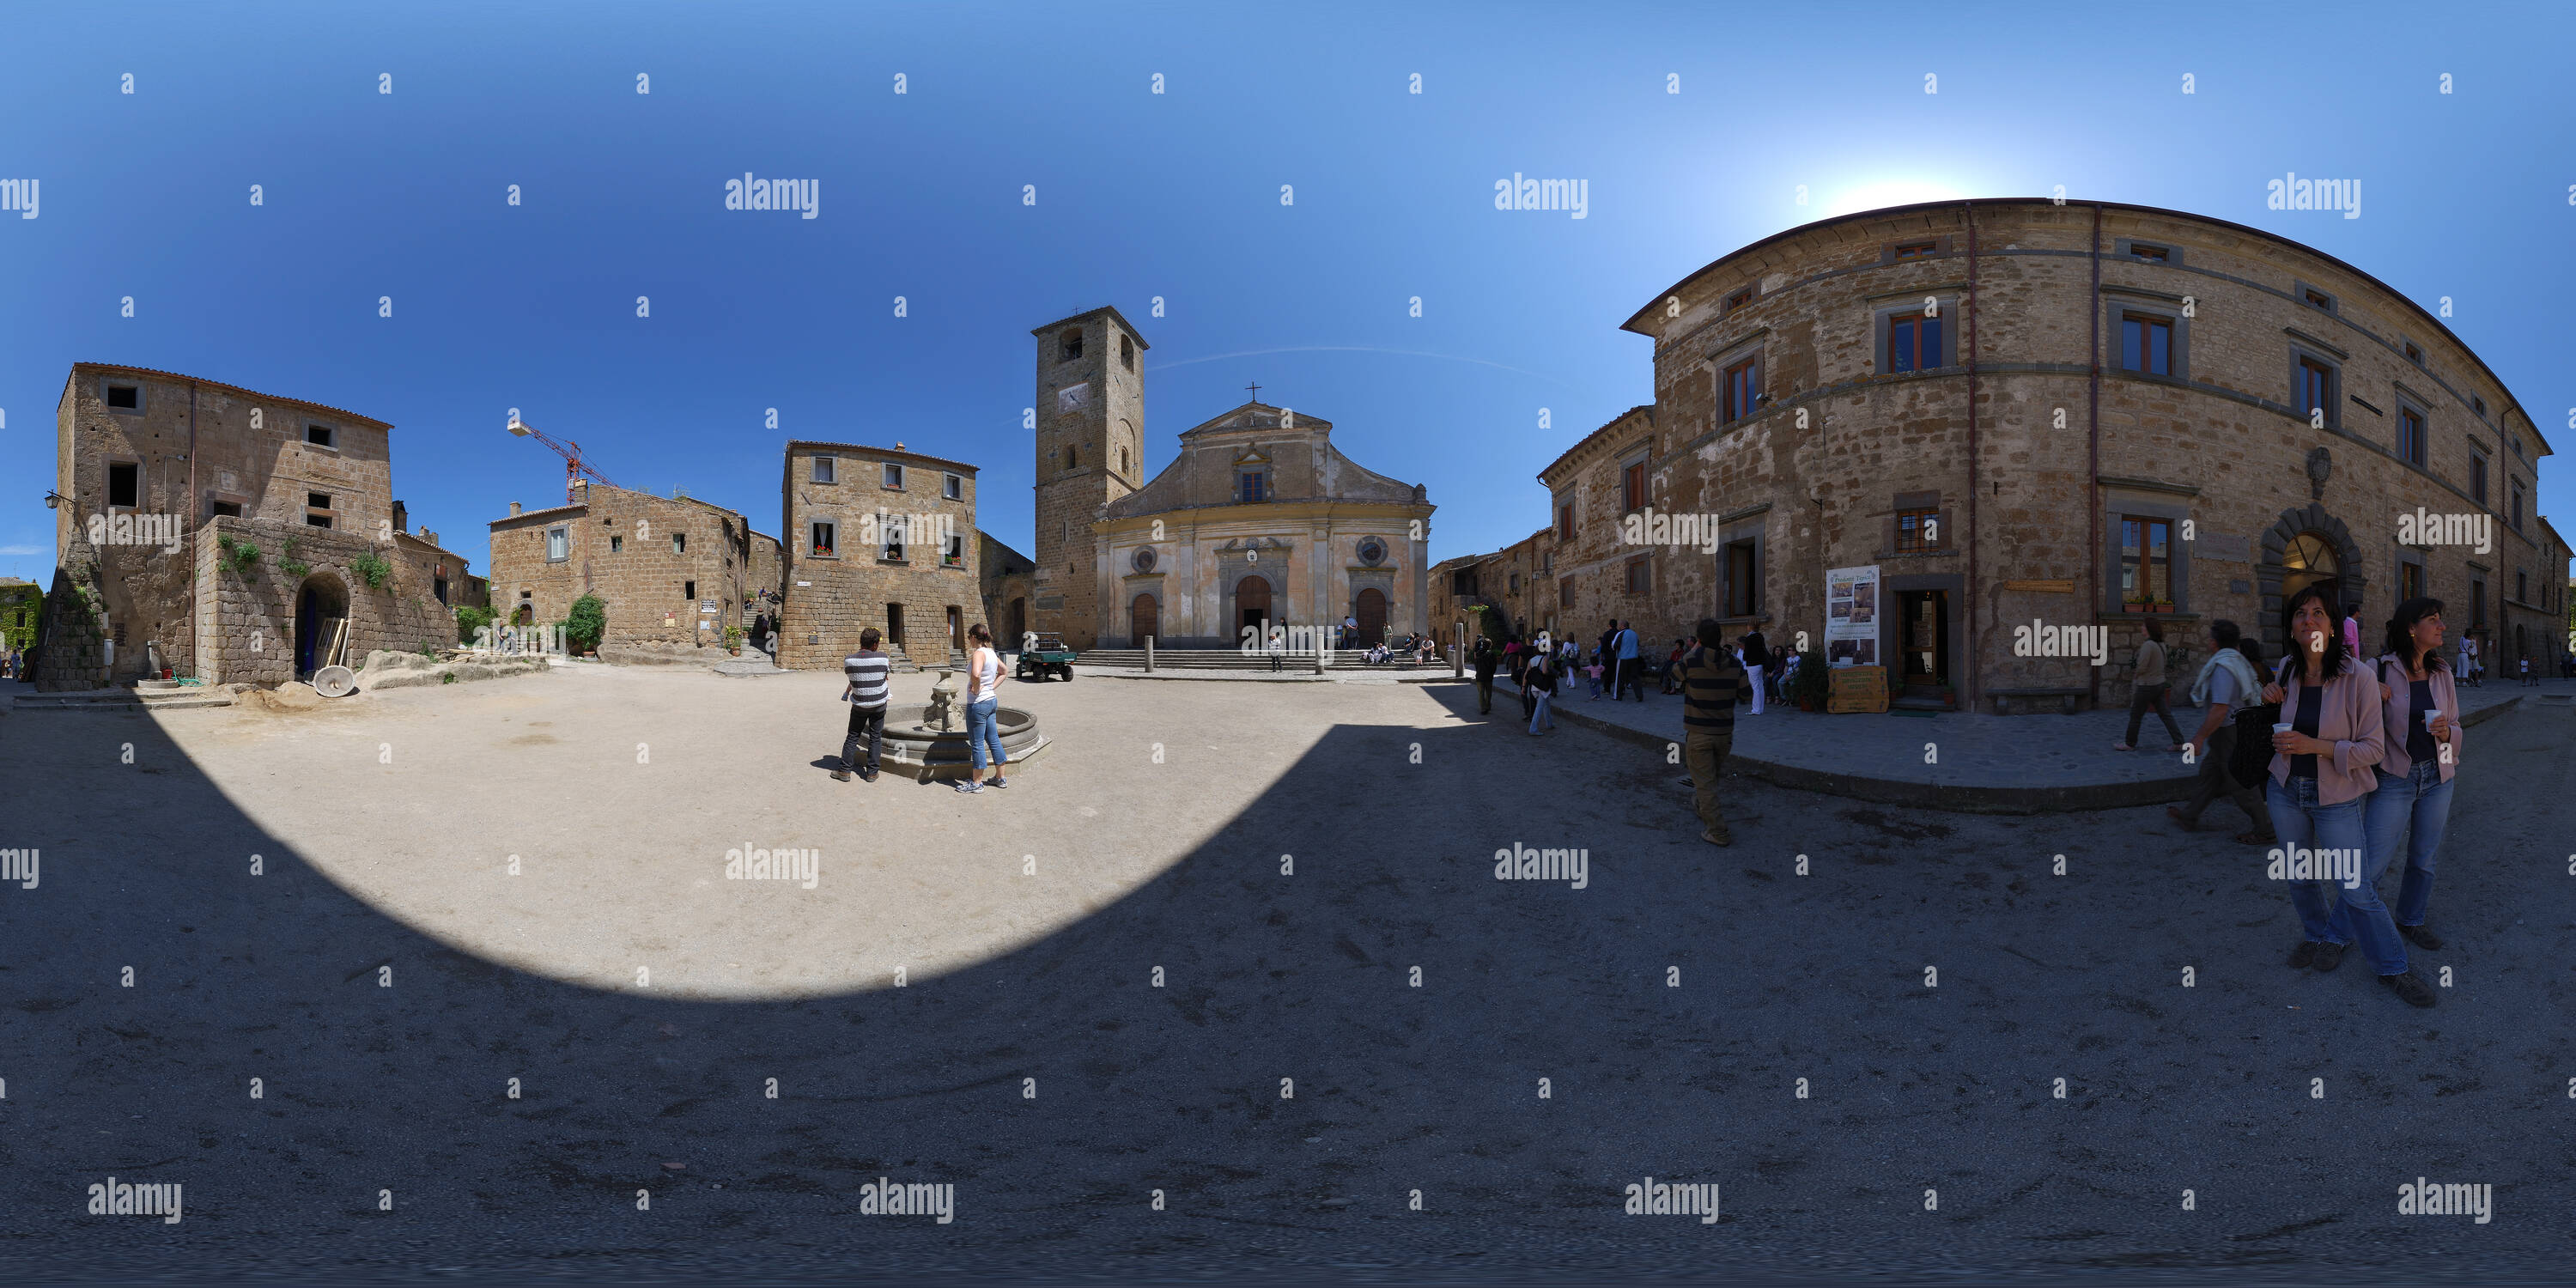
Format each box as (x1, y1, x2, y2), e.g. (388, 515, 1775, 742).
(1678, 617, 1745, 846)
(835, 629, 892, 783)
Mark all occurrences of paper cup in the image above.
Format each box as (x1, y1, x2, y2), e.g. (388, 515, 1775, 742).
(2271, 722, 2293, 735)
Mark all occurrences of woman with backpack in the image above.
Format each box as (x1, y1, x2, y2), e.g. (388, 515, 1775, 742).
(2363, 598, 2460, 955)
(2258, 585, 2430, 1006)
(1524, 647, 1558, 735)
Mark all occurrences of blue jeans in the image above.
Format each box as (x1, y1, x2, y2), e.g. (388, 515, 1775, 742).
(2265, 776, 2406, 975)
(2362, 761, 2454, 929)
(965, 696, 1005, 772)
(1528, 690, 1553, 732)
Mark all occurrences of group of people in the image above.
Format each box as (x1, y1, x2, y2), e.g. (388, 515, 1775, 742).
(2, 646, 25, 681)
(833, 622, 1012, 793)
(2164, 586, 2463, 1008)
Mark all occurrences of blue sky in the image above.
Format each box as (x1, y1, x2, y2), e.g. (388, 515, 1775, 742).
(5, 1, 2573, 586)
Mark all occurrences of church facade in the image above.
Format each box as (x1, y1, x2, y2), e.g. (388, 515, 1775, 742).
(1030, 307, 1435, 650)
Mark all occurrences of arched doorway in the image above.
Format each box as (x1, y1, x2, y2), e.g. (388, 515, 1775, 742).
(295, 573, 349, 679)
(1005, 597, 1026, 649)
(2281, 532, 2340, 611)
(1235, 576, 1271, 637)
(1131, 592, 1158, 645)
(512, 601, 534, 626)
(1355, 587, 1388, 643)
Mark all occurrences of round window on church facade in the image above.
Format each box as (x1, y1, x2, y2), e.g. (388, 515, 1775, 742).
(1356, 537, 1387, 566)
(1132, 546, 1157, 574)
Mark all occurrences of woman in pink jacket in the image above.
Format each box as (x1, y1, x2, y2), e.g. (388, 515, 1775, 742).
(2258, 586, 2429, 1007)
(2362, 598, 2460, 958)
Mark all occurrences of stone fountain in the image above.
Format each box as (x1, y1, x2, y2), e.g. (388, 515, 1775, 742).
(878, 664, 1049, 781)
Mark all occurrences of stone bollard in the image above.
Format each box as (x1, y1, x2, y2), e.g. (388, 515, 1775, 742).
(1453, 621, 1466, 678)
(1145, 635, 1155, 672)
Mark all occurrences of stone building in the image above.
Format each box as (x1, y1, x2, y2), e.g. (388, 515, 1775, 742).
(1, 577, 44, 654)
(41, 363, 481, 690)
(487, 482, 774, 650)
(1031, 307, 1149, 650)
(1091, 399, 1437, 649)
(1446, 200, 2563, 709)
(980, 532, 1035, 647)
(775, 441, 981, 669)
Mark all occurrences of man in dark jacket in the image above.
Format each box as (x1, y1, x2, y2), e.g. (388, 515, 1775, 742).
(1471, 636, 1498, 714)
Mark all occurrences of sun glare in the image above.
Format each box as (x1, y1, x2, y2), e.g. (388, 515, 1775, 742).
(1818, 179, 1969, 219)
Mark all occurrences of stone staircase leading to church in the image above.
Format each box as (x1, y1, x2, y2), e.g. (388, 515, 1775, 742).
(1074, 647, 1449, 673)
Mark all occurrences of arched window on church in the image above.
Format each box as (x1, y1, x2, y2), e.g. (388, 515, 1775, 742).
(1067, 445, 1078, 469)
(1119, 446, 1128, 474)
(1060, 330, 1083, 361)
(1120, 334, 1135, 370)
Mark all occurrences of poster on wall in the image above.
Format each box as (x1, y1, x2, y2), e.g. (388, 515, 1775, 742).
(1825, 563, 1880, 669)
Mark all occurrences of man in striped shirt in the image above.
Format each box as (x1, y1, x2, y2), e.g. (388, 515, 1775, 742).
(1678, 617, 1745, 847)
(834, 628, 892, 783)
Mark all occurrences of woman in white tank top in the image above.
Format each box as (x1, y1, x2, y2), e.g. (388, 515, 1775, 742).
(956, 623, 1010, 792)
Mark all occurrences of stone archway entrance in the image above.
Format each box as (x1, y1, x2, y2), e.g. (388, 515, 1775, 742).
(1354, 587, 1387, 643)
(295, 572, 350, 679)
(1234, 576, 1271, 638)
(2257, 503, 2366, 656)
(1130, 592, 1158, 645)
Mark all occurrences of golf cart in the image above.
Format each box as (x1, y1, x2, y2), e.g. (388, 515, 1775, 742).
(1018, 632, 1077, 682)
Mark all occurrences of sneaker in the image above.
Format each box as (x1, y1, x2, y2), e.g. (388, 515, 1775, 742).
(1699, 829, 1732, 847)
(831, 769, 853, 782)
(2287, 940, 2322, 969)
(987, 775, 1008, 788)
(2310, 941, 2346, 973)
(2110, 742, 2134, 751)
(952, 780, 983, 793)
(2379, 968, 2438, 1008)
(2398, 923, 2444, 951)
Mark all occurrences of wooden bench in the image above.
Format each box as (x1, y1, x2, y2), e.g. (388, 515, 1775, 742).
(1990, 686, 2087, 715)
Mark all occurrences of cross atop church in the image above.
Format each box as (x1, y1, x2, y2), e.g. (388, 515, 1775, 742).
(1245, 380, 1262, 402)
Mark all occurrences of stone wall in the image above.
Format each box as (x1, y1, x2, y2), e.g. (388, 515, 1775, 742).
(0, 580, 40, 654)
(979, 532, 1035, 649)
(31, 566, 109, 690)
(777, 443, 983, 669)
(193, 516, 452, 687)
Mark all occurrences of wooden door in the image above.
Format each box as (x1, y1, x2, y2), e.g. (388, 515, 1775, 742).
(1356, 587, 1388, 643)
(1131, 593, 1158, 645)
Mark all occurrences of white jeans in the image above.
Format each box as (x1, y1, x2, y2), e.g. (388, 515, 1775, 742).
(1746, 664, 1765, 714)
(1528, 690, 1554, 732)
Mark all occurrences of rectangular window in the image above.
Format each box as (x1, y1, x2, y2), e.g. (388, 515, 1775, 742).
(811, 521, 835, 557)
(1722, 540, 1760, 617)
(1895, 507, 1939, 552)
(307, 424, 334, 448)
(2302, 287, 2336, 312)
(611, 534, 623, 553)
(2517, 570, 2528, 604)
(813, 455, 835, 483)
(546, 527, 568, 562)
(1452, 569, 1477, 596)
(2512, 479, 2524, 532)
(2129, 242, 2171, 263)
(1241, 471, 1265, 503)
(306, 513, 333, 529)
(1889, 313, 1941, 374)
(887, 603, 905, 643)
(2397, 407, 2426, 466)
(1622, 459, 1648, 511)
(434, 575, 449, 605)
(2296, 357, 2335, 425)
(208, 500, 242, 519)
(2120, 517, 2173, 605)
(1625, 556, 1650, 595)
(944, 472, 963, 501)
(883, 462, 905, 489)
(881, 522, 905, 561)
(2473, 395, 2488, 418)
(2472, 453, 2488, 506)
(1893, 240, 1936, 260)
(307, 492, 331, 511)
(2400, 561, 2424, 602)
(945, 532, 964, 566)
(1121, 334, 1135, 370)
(1558, 503, 1575, 541)
(1722, 355, 1760, 422)
(106, 461, 139, 508)
(2403, 340, 2424, 366)
(671, 532, 686, 555)
(1722, 286, 1753, 313)
(2471, 579, 2487, 627)
(2120, 313, 2172, 376)
(684, 580, 696, 602)
(105, 384, 141, 410)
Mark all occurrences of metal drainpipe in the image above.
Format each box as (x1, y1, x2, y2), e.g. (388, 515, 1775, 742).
(1964, 201, 1980, 713)
(2087, 204, 2104, 710)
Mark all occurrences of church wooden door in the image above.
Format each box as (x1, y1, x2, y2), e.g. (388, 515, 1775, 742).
(1356, 587, 1387, 643)
(1236, 576, 1271, 637)
(1131, 593, 1157, 645)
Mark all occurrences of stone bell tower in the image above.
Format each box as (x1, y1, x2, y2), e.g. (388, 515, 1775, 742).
(1030, 307, 1146, 649)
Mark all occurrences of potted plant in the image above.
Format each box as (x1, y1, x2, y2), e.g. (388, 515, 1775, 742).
(1790, 646, 1831, 711)
(724, 623, 745, 656)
